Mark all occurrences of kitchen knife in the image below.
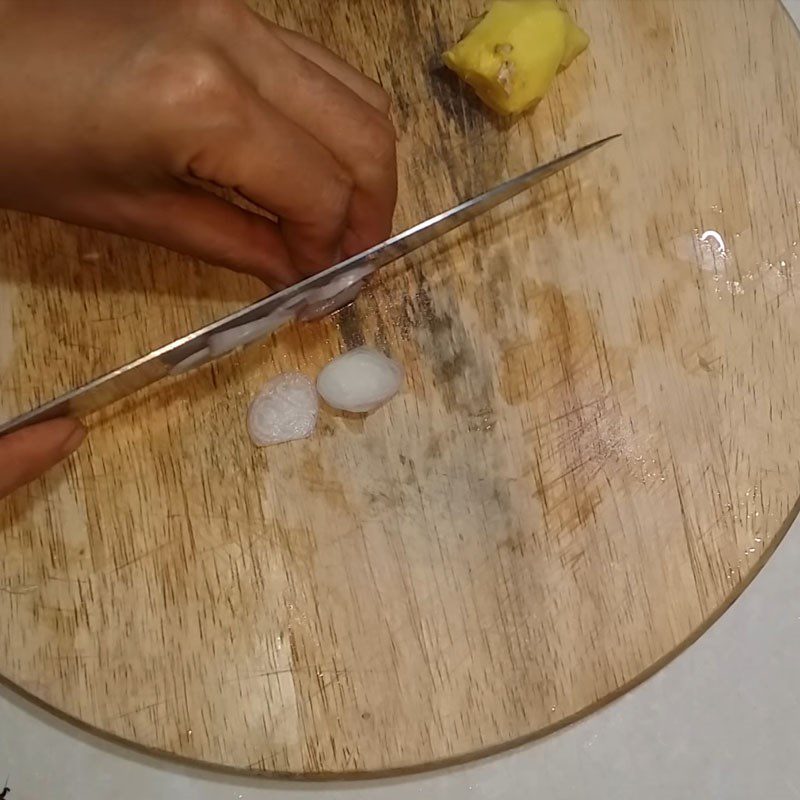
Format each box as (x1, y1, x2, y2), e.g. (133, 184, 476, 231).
(0, 133, 619, 436)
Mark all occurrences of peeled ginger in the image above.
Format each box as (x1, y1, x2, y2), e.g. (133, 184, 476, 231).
(443, 0, 589, 115)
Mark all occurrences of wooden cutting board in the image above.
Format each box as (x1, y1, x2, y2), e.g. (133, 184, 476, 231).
(1, 0, 799, 778)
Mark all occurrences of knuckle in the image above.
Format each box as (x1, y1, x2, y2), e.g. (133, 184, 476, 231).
(136, 48, 245, 173)
(372, 84, 392, 114)
(374, 116, 398, 162)
(153, 48, 241, 120)
(317, 166, 353, 218)
(356, 111, 397, 168)
(191, 0, 241, 28)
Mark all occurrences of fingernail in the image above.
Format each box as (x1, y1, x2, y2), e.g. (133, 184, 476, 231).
(61, 423, 87, 456)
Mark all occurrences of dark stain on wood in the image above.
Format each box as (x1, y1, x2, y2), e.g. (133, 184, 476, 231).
(336, 304, 366, 350)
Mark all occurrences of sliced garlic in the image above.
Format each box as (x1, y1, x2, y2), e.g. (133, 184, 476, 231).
(294, 264, 376, 321)
(208, 308, 294, 358)
(247, 373, 318, 447)
(170, 346, 213, 376)
(316, 347, 404, 413)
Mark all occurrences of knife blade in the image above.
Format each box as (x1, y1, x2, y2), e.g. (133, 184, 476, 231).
(0, 134, 619, 436)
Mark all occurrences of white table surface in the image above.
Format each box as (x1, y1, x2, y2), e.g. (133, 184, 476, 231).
(3, 3, 800, 797)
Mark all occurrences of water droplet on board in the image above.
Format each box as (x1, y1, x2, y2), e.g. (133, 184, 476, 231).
(672, 228, 731, 276)
(699, 229, 728, 256)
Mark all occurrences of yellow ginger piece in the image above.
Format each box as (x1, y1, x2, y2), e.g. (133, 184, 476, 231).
(443, 0, 589, 115)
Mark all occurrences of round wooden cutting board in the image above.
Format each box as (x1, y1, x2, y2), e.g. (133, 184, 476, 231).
(1, 0, 800, 778)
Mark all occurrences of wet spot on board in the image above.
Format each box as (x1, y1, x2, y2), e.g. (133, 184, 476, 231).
(499, 528, 530, 557)
(697, 354, 722, 374)
(438, 347, 472, 384)
(484, 245, 516, 295)
(467, 407, 497, 433)
(298, 453, 353, 517)
(467, 244, 518, 336)
(316, 419, 337, 438)
(423, 432, 445, 460)
(627, 0, 676, 48)
(414, 280, 496, 421)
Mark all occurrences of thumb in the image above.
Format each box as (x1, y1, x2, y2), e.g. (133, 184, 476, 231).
(0, 418, 86, 499)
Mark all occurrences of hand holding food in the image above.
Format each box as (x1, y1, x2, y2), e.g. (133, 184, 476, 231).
(0, 0, 399, 497)
(0, 0, 397, 287)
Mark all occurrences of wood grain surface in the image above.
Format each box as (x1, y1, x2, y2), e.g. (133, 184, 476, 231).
(1, 0, 800, 778)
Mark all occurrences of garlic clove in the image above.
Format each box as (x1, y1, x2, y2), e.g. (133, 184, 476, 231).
(294, 264, 376, 321)
(316, 347, 404, 413)
(170, 346, 213, 376)
(247, 372, 318, 447)
(208, 308, 294, 358)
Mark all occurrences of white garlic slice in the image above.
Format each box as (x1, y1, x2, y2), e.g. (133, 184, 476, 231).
(208, 308, 294, 358)
(316, 347, 404, 413)
(295, 264, 376, 321)
(170, 346, 213, 376)
(247, 372, 318, 447)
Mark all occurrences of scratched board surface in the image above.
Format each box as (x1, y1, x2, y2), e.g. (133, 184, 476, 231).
(1, 0, 799, 777)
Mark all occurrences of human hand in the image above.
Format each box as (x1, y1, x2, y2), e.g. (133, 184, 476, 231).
(0, 0, 397, 288)
(0, 419, 86, 499)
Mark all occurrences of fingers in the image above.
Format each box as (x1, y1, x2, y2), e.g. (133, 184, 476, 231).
(184, 80, 355, 275)
(230, 32, 397, 259)
(265, 23, 391, 113)
(227, 37, 397, 261)
(139, 15, 398, 280)
(0, 418, 86, 499)
(106, 183, 298, 288)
